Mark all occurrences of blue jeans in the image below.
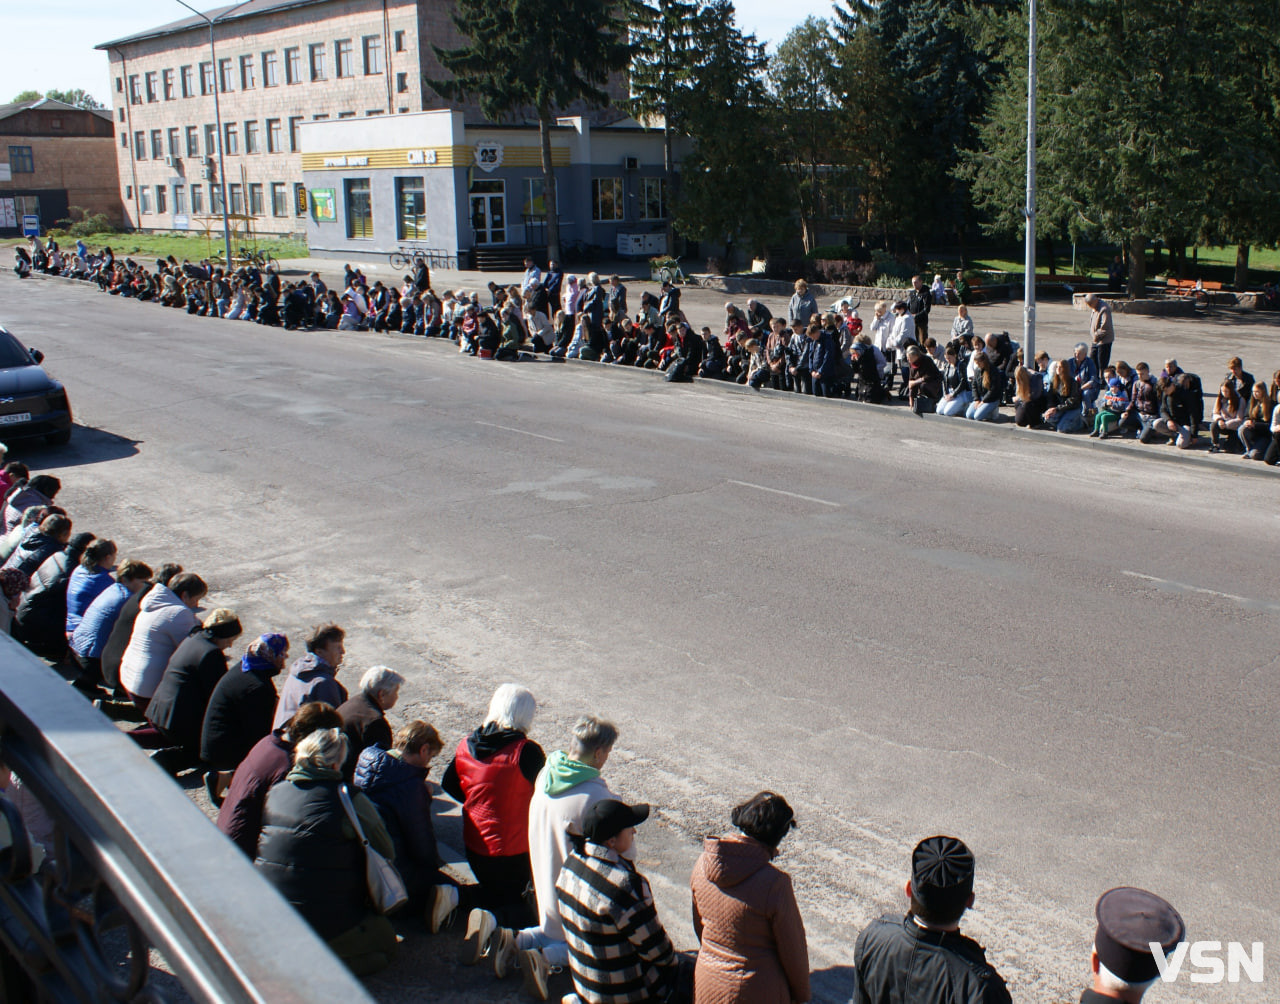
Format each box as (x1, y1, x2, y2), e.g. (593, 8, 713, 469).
(1055, 409, 1085, 434)
(966, 400, 1000, 421)
(938, 391, 972, 417)
(515, 928, 569, 967)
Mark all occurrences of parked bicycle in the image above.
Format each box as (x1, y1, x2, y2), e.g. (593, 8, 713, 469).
(389, 247, 428, 271)
(656, 257, 696, 286)
(237, 247, 281, 271)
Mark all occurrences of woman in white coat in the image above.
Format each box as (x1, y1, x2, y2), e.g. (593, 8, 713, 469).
(119, 571, 206, 713)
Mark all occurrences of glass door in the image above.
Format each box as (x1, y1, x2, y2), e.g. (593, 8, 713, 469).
(469, 180, 505, 245)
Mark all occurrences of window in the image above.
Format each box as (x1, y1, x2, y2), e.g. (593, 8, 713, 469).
(134, 131, 146, 160)
(591, 177, 624, 221)
(125, 186, 132, 200)
(162, 69, 175, 100)
(156, 185, 167, 214)
(365, 109, 384, 116)
(200, 62, 215, 95)
(522, 177, 558, 215)
(312, 113, 329, 121)
(129, 75, 141, 104)
(396, 72, 407, 93)
(151, 129, 163, 160)
(271, 182, 288, 217)
(204, 123, 218, 156)
(145, 71, 158, 102)
(240, 55, 255, 90)
(219, 58, 234, 92)
(244, 120, 259, 154)
(362, 35, 383, 75)
(7, 146, 33, 174)
(337, 111, 355, 119)
(335, 39, 353, 78)
(224, 123, 238, 155)
(285, 47, 301, 84)
(167, 128, 180, 157)
(117, 107, 125, 123)
(345, 178, 372, 238)
(396, 177, 426, 240)
(116, 77, 123, 93)
(309, 43, 327, 80)
(191, 184, 204, 214)
(259, 118, 279, 154)
(248, 183, 264, 216)
(262, 51, 279, 87)
(139, 187, 152, 214)
(210, 184, 224, 214)
(229, 183, 244, 215)
(288, 116, 303, 152)
(121, 132, 128, 149)
(294, 182, 306, 217)
(174, 185, 187, 214)
(13, 195, 39, 221)
(640, 177, 667, 220)
(186, 126, 199, 158)
(394, 30, 405, 52)
(181, 65, 195, 98)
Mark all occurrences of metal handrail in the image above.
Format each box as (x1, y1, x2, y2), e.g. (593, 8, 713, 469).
(0, 635, 377, 1004)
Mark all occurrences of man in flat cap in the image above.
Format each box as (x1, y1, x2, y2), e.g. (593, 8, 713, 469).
(1084, 887, 1184, 1003)
(852, 834, 1012, 1004)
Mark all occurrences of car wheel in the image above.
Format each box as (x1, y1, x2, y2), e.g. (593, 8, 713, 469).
(45, 429, 71, 446)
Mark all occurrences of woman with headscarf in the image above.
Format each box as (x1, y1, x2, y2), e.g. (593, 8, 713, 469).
(201, 632, 290, 776)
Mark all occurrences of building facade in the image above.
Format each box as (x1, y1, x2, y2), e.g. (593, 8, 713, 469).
(0, 98, 122, 237)
(96, 0, 627, 239)
(300, 110, 681, 261)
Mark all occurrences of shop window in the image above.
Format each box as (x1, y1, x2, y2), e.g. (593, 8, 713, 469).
(345, 178, 372, 239)
(396, 177, 426, 240)
(591, 177, 624, 221)
(640, 177, 667, 220)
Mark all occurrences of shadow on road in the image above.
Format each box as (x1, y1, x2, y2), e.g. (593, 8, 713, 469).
(20, 426, 141, 470)
(812, 964, 857, 1003)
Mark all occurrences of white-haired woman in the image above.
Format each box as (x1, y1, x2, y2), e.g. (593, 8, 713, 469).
(336, 665, 404, 780)
(255, 728, 398, 976)
(442, 683, 545, 943)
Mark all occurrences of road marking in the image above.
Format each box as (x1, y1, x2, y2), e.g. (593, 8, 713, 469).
(727, 479, 841, 508)
(1121, 571, 1280, 613)
(474, 421, 564, 443)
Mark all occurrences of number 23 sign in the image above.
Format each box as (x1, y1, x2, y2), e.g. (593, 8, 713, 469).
(473, 141, 504, 173)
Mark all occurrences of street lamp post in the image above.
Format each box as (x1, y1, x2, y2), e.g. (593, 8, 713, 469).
(1023, 0, 1038, 363)
(173, 0, 252, 269)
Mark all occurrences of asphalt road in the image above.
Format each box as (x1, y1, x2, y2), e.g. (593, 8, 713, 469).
(3, 270, 1278, 1002)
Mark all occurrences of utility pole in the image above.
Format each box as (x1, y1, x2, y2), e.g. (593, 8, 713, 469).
(1023, 0, 1037, 363)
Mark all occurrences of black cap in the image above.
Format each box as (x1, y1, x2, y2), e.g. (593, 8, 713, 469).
(582, 799, 649, 844)
(1095, 887, 1185, 984)
(912, 836, 975, 915)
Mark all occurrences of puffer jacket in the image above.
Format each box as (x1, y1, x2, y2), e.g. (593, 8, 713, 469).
(13, 540, 88, 657)
(119, 584, 200, 699)
(272, 652, 347, 729)
(690, 835, 810, 1004)
(71, 581, 131, 660)
(65, 565, 115, 635)
(3, 481, 54, 533)
(353, 745, 439, 874)
(3, 527, 60, 576)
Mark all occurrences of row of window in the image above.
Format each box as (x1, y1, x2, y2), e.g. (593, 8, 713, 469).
(125, 118, 307, 161)
(128, 181, 306, 218)
(120, 31, 411, 106)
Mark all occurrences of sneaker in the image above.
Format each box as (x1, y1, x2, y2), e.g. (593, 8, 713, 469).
(462, 908, 496, 965)
(520, 947, 553, 1001)
(429, 884, 459, 934)
(491, 927, 517, 979)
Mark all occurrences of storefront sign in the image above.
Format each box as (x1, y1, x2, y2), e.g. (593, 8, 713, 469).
(407, 149, 438, 165)
(311, 189, 336, 222)
(473, 141, 504, 173)
(321, 155, 369, 168)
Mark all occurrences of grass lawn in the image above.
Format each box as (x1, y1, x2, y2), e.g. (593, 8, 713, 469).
(0, 231, 308, 262)
(939, 246, 1280, 284)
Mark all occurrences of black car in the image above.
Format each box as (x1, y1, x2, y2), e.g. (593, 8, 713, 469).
(0, 325, 72, 445)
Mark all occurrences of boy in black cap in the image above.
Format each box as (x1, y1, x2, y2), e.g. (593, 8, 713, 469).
(553, 799, 679, 1004)
(852, 834, 1011, 1004)
(1084, 887, 1184, 1003)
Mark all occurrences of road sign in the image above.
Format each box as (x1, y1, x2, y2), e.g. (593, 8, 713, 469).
(21, 215, 39, 237)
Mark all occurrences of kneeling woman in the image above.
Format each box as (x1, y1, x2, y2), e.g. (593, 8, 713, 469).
(255, 728, 399, 976)
(964, 351, 1003, 421)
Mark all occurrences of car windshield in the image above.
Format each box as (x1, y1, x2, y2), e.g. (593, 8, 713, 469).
(0, 331, 38, 369)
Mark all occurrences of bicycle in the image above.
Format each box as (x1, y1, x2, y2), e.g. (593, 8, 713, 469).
(236, 247, 281, 272)
(656, 257, 689, 285)
(389, 247, 427, 271)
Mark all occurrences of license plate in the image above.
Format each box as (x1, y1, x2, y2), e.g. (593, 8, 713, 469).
(0, 413, 32, 425)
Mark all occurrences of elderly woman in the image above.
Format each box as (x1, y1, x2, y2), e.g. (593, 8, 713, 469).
(691, 792, 810, 1003)
(442, 683, 545, 936)
(255, 728, 398, 976)
(201, 632, 290, 775)
(336, 665, 405, 780)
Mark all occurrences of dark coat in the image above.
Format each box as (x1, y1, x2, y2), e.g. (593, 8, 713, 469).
(852, 914, 1012, 1004)
(145, 633, 228, 755)
(4, 528, 61, 577)
(201, 666, 279, 770)
(336, 691, 392, 780)
(354, 745, 439, 884)
(13, 546, 81, 657)
(216, 731, 291, 857)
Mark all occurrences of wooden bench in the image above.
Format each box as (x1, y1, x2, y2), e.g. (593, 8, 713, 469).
(1166, 278, 1225, 298)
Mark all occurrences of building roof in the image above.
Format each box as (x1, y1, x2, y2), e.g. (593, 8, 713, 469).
(0, 97, 113, 122)
(96, 0, 331, 49)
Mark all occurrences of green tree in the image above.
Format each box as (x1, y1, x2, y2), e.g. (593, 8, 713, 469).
(432, 0, 635, 262)
(45, 89, 104, 110)
(676, 0, 790, 260)
(627, 0, 701, 249)
(767, 16, 839, 253)
(11, 90, 43, 103)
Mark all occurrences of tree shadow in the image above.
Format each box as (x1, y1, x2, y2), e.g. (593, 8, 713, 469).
(19, 426, 140, 469)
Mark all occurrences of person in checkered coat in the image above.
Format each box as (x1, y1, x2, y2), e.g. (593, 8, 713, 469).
(556, 799, 682, 1004)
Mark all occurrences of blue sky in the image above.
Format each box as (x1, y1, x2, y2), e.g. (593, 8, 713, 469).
(4, 1, 837, 105)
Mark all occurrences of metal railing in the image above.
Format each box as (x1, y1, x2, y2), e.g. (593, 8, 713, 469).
(0, 634, 377, 1004)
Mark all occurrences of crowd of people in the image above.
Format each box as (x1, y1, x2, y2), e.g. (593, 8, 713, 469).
(0, 448, 1193, 1004)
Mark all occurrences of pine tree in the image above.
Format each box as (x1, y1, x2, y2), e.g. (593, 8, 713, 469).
(433, 0, 636, 262)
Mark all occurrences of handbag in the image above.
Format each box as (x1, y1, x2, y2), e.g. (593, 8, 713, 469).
(338, 784, 408, 915)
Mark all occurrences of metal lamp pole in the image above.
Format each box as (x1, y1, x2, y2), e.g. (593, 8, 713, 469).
(174, 0, 251, 269)
(1023, 0, 1038, 363)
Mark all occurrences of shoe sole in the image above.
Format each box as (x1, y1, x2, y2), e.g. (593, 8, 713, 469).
(492, 930, 516, 979)
(462, 910, 495, 965)
(430, 888, 458, 934)
(519, 950, 549, 1000)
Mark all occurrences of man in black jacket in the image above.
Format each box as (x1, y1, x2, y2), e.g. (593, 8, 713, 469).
(852, 835, 1011, 1004)
(907, 274, 931, 342)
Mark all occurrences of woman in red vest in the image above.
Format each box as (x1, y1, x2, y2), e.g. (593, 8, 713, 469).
(442, 683, 545, 945)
